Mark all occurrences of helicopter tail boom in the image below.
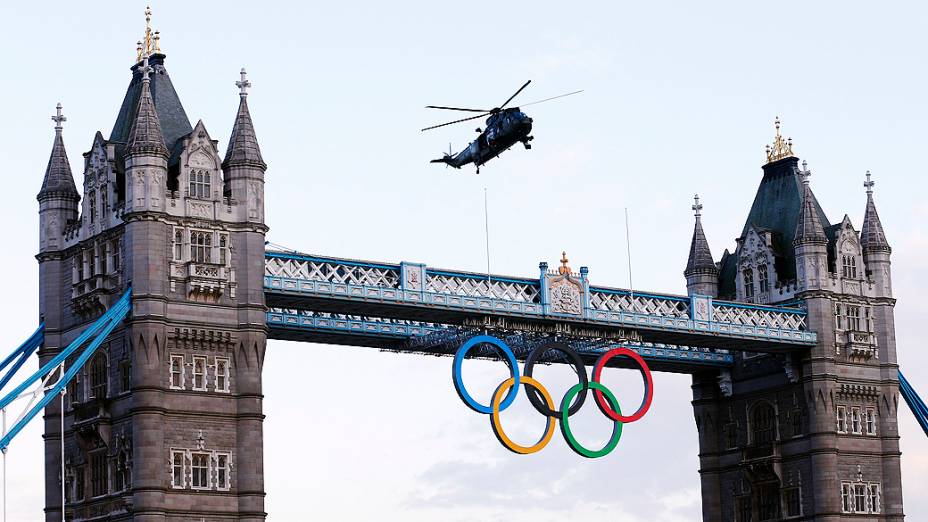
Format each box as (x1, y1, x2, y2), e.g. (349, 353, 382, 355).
(430, 156, 461, 168)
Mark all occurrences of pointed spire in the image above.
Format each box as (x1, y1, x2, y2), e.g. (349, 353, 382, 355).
(685, 194, 717, 274)
(223, 68, 266, 169)
(794, 165, 827, 244)
(861, 171, 890, 252)
(39, 103, 78, 200)
(126, 54, 168, 158)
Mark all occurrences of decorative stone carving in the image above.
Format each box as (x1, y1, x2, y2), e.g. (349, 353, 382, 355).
(189, 201, 212, 219)
(718, 369, 733, 397)
(550, 278, 582, 315)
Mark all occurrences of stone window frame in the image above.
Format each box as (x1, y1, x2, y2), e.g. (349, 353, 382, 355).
(88, 351, 108, 400)
(188, 168, 212, 199)
(214, 356, 231, 393)
(170, 449, 187, 489)
(190, 451, 211, 490)
(868, 483, 881, 514)
(169, 354, 185, 390)
(836, 405, 848, 434)
(742, 268, 755, 299)
(89, 189, 97, 223)
(748, 400, 777, 446)
(850, 407, 862, 435)
(190, 229, 213, 264)
(218, 233, 230, 266)
(842, 254, 858, 279)
(118, 359, 131, 395)
(782, 486, 802, 518)
(865, 408, 877, 436)
(734, 495, 751, 522)
(758, 264, 770, 293)
(214, 451, 233, 491)
(840, 481, 882, 514)
(173, 227, 185, 262)
(191, 355, 208, 391)
(89, 449, 108, 498)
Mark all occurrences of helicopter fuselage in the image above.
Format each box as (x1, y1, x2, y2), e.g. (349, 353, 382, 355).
(433, 108, 533, 171)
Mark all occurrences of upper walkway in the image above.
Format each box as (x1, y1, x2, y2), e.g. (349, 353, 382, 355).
(263, 249, 816, 371)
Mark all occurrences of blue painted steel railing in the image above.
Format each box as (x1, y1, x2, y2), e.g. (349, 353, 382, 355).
(264, 250, 816, 345)
(0, 289, 131, 451)
(899, 370, 928, 438)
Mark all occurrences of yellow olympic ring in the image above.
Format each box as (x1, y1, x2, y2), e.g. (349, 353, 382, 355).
(490, 376, 557, 454)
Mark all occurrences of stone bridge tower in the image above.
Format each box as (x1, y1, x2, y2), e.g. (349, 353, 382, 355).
(36, 10, 268, 520)
(686, 121, 903, 521)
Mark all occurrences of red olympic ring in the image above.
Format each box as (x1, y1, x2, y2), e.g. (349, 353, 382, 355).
(591, 347, 653, 423)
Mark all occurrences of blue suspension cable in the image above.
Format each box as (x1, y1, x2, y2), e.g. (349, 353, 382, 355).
(0, 325, 43, 393)
(899, 370, 928, 438)
(0, 290, 130, 413)
(0, 295, 131, 451)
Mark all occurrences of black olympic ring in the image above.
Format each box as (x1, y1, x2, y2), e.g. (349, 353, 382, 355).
(523, 341, 589, 417)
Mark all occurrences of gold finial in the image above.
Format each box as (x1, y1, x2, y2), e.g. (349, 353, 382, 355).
(558, 251, 571, 275)
(136, 5, 161, 62)
(765, 116, 796, 164)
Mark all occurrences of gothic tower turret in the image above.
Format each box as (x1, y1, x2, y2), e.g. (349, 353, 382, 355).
(793, 167, 828, 291)
(684, 194, 718, 297)
(861, 171, 892, 298)
(38, 103, 80, 253)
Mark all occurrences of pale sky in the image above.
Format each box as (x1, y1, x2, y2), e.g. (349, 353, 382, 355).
(1, 1, 927, 520)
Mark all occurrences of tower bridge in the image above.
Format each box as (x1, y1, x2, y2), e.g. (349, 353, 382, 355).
(8, 6, 923, 522)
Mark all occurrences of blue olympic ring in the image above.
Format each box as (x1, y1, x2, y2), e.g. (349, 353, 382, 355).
(452, 335, 520, 414)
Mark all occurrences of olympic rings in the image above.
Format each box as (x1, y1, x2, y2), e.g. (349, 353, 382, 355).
(523, 341, 588, 418)
(451, 337, 654, 458)
(560, 382, 623, 458)
(592, 347, 653, 423)
(452, 335, 520, 414)
(491, 376, 557, 454)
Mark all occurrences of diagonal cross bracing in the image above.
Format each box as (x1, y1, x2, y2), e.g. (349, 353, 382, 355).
(265, 249, 816, 356)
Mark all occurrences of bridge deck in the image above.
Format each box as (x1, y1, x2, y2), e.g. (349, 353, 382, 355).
(264, 250, 815, 352)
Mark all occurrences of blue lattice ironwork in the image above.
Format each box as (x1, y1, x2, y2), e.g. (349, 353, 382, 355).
(264, 249, 816, 352)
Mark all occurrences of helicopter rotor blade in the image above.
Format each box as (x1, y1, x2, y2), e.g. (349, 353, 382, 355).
(519, 89, 584, 108)
(421, 112, 489, 132)
(498, 80, 532, 110)
(425, 105, 490, 113)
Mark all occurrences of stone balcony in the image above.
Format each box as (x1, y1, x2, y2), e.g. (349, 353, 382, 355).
(72, 273, 121, 317)
(170, 261, 237, 302)
(837, 329, 878, 359)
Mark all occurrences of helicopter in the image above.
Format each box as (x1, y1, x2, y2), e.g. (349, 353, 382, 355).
(422, 80, 582, 174)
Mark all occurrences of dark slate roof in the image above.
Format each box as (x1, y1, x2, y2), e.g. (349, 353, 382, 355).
(861, 193, 890, 252)
(110, 54, 191, 163)
(685, 217, 716, 274)
(717, 157, 832, 297)
(126, 74, 168, 158)
(38, 129, 79, 200)
(223, 96, 265, 169)
(794, 181, 827, 244)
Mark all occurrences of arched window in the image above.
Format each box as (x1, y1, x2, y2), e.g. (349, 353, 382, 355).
(742, 268, 755, 299)
(190, 231, 212, 263)
(189, 169, 211, 199)
(751, 402, 776, 445)
(174, 229, 184, 261)
(842, 255, 857, 279)
(758, 264, 769, 293)
(89, 353, 107, 400)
